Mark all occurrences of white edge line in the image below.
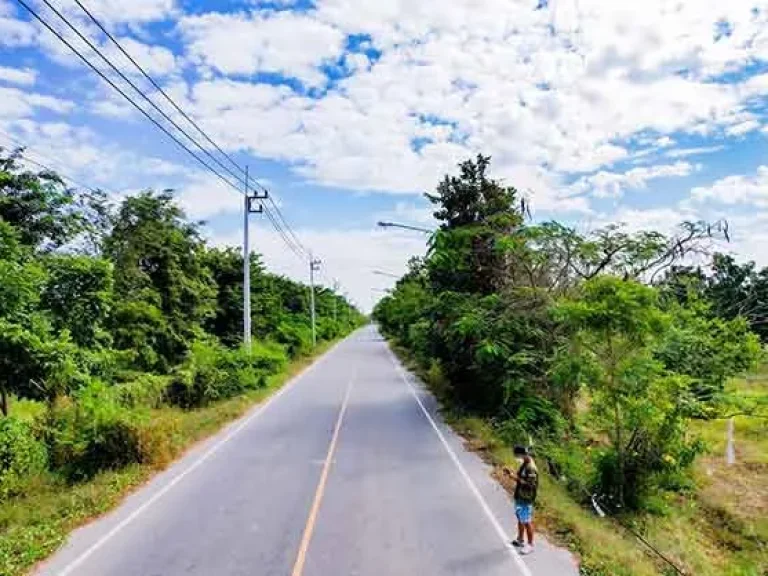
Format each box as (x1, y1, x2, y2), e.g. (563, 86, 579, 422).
(386, 346, 534, 576)
(53, 336, 350, 576)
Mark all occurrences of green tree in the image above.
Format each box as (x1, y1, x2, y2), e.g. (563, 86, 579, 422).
(553, 277, 701, 509)
(41, 255, 114, 349)
(203, 247, 251, 348)
(105, 191, 216, 371)
(0, 150, 89, 251)
(426, 155, 526, 295)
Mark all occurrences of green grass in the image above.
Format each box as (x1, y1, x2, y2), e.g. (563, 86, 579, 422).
(0, 341, 336, 576)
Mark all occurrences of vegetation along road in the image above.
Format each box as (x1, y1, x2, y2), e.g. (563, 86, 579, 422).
(32, 327, 575, 576)
(3, 150, 766, 576)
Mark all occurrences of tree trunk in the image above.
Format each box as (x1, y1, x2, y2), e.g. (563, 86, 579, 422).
(607, 335, 625, 506)
(1, 385, 8, 416)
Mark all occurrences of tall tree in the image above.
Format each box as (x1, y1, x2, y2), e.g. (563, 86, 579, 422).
(0, 149, 90, 251)
(426, 155, 526, 294)
(105, 191, 216, 371)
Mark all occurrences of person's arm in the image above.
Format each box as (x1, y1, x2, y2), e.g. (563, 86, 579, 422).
(517, 468, 537, 487)
(502, 467, 519, 481)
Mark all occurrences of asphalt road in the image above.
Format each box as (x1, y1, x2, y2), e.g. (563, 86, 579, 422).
(35, 327, 578, 576)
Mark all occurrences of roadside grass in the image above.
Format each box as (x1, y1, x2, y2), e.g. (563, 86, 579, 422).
(390, 342, 768, 576)
(0, 341, 335, 576)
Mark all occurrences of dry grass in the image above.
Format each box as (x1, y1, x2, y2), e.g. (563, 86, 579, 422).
(660, 369, 768, 576)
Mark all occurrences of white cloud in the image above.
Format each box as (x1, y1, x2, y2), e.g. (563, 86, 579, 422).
(665, 145, 725, 158)
(175, 172, 243, 220)
(726, 119, 761, 136)
(90, 98, 136, 119)
(570, 162, 697, 198)
(592, 206, 697, 236)
(61, 0, 177, 25)
(0, 120, 197, 197)
(106, 36, 178, 76)
(179, 11, 345, 86)
(0, 87, 76, 118)
(0, 66, 37, 86)
(210, 225, 429, 313)
(0, 12, 37, 47)
(158, 0, 768, 204)
(691, 166, 768, 208)
(376, 201, 436, 228)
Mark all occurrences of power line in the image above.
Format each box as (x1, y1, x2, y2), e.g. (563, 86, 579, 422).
(71, 0, 247, 181)
(37, 0, 248, 191)
(15, 0, 317, 274)
(267, 196, 308, 256)
(0, 130, 113, 195)
(15, 0, 243, 197)
(69, 0, 310, 261)
(63, 0, 312, 265)
(264, 205, 306, 262)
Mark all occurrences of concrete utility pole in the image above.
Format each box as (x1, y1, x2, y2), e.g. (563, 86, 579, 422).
(243, 166, 268, 349)
(332, 279, 340, 325)
(309, 255, 321, 346)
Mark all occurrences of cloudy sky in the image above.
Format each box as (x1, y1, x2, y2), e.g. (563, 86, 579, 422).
(1, 0, 768, 311)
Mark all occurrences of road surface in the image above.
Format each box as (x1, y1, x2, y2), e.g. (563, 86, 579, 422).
(35, 327, 578, 576)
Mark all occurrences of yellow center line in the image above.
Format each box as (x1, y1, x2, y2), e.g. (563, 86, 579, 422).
(291, 377, 354, 576)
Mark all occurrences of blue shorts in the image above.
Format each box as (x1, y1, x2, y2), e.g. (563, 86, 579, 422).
(515, 502, 534, 524)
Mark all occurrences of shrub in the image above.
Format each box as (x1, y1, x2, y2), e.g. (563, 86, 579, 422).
(275, 321, 312, 358)
(167, 340, 287, 409)
(538, 436, 594, 498)
(112, 374, 171, 409)
(0, 417, 47, 499)
(166, 341, 228, 409)
(218, 342, 287, 391)
(44, 383, 145, 481)
(135, 415, 180, 468)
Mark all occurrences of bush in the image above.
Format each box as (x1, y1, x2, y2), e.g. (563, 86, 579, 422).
(275, 321, 312, 358)
(44, 383, 145, 481)
(538, 436, 594, 498)
(167, 340, 287, 409)
(112, 374, 171, 409)
(166, 341, 228, 409)
(0, 417, 47, 499)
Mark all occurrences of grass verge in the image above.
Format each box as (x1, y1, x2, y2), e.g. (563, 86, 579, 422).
(0, 340, 337, 576)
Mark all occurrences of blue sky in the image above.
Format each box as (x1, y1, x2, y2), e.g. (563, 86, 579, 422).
(2, 0, 768, 310)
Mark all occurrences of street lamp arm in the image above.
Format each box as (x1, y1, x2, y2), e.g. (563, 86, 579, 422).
(377, 221, 434, 234)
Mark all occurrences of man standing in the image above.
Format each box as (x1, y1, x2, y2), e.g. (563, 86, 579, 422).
(510, 446, 538, 555)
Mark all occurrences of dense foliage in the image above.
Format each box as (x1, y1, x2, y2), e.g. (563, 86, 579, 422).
(375, 154, 761, 512)
(0, 149, 363, 494)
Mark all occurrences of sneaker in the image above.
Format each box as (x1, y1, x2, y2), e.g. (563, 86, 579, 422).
(520, 544, 534, 555)
(511, 539, 525, 548)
